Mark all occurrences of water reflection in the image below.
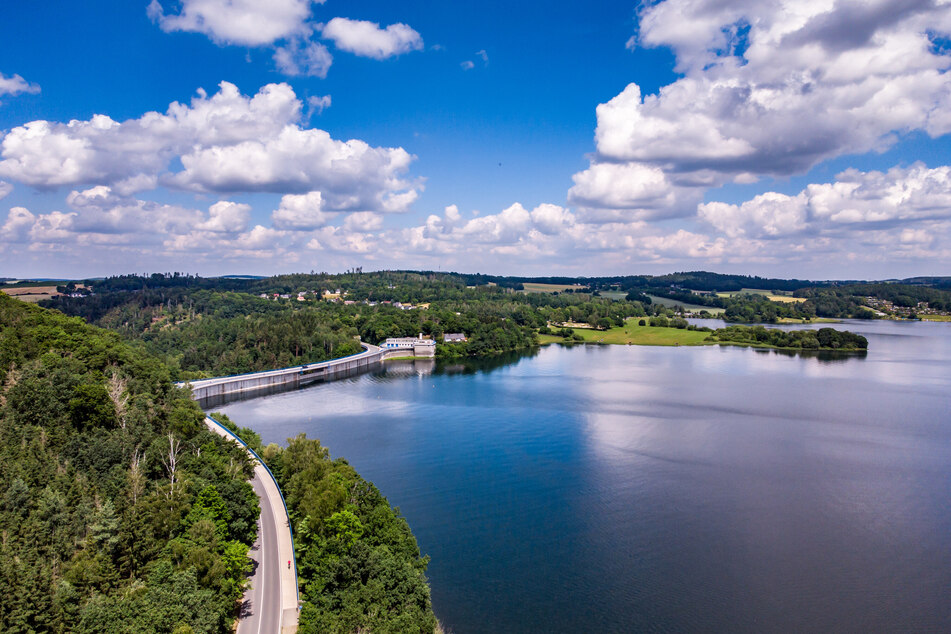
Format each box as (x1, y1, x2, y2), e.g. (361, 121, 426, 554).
(433, 349, 540, 376)
(215, 322, 951, 633)
(382, 358, 435, 378)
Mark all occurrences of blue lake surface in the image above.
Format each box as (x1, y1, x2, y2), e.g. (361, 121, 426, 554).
(217, 320, 951, 632)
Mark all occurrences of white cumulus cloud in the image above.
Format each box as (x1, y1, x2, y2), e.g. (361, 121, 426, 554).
(272, 191, 336, 230)
(307, 95, 332, 117)
(321, 18, 423, 59)
(198, 200, 251, 233)
(0, 82, 419, 214)
(575, 0, 951, 218)
(0, 207, 35, 243)
(0, 73, 40, 98)
(700, 162, 951, 239)
(147, 0, 316, 46)
(274, 40, 333, 78)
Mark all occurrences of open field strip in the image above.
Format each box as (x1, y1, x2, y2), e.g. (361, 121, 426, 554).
(522, 282, 588, 293)
(646, 295, 725, 314)
(0, 285, 61, 302)
(541, 323, 713, 346)
(714, 288, 806, 303)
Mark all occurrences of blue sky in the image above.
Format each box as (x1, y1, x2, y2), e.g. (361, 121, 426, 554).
(1, 0, 950, 279)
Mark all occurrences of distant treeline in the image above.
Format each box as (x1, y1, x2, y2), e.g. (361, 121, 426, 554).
(39, 270, 947, 378)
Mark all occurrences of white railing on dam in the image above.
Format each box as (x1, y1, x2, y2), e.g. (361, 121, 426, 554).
(180, 342, 384, 402)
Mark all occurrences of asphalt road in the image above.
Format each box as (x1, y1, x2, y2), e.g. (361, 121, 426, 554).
(204, 418, 298, 633)
(239, 466, 281, 634)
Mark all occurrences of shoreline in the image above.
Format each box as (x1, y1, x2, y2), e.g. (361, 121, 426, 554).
(539, 339, 867, 353)
(538, 323, 868, 353)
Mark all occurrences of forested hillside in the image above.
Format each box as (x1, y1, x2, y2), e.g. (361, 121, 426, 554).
(0, 293, 259, 632)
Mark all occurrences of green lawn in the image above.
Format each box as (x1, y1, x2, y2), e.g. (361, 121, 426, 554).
(921, 315, 951, 322)
(646, 295, 725, 315)
(542, 323, 713, 346)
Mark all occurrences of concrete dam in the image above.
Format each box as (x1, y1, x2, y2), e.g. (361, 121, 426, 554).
(181, 339, 437, 408)
(183, 343, 385, 407)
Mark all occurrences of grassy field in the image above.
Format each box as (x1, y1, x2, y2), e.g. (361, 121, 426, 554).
(921, 315, 951, 322)
(715, 288, 806, 303)
(542, 323, 713, 346)
(0, 285, 61, 303)
(521, 282, 588, 293)
(646, 295, 725, 315)
(598, 290, 628, 301)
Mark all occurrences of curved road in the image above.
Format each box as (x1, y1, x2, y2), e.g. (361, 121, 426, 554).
(205, 417, 298, 634)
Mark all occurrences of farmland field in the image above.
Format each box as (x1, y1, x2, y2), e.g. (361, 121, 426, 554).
(646, 295, 725, 314)
(541, 322, 713, 346)
(0, 285, 61, 302)
(522, 282, 587, 293)
(715, 288, 806, 303)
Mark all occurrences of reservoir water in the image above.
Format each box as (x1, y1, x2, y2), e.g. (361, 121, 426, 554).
(216, 320, 951, 632)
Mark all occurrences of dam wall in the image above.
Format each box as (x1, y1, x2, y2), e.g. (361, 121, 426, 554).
(182, 343, 384, 406)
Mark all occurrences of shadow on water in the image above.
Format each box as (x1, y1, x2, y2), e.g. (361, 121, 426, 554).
(435, 349, 540, 376)
(197, 362, 379, 409)
(754, 347, 869, 363)
(550, 340, 867, 364)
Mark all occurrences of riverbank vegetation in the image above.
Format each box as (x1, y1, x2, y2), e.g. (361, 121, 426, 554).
(0, 293, 259, 632)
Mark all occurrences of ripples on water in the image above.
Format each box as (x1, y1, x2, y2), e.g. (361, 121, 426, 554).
(217, 320, 951, 633)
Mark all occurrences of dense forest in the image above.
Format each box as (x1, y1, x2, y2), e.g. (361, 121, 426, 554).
(213, 414, 439, 634)
(0, 293, 259, 632)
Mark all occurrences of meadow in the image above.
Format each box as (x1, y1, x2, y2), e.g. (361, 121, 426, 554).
(540, 322, 713, 346)
(522, 282, 588, 293)
(646, 294, 726, 314)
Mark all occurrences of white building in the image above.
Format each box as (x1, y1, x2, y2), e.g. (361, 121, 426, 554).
(382, 333, 436, 357)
